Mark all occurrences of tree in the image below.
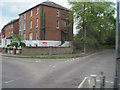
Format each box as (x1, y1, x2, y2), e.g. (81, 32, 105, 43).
(7, 19, 17, 24)
(12, 34, 23, 47)
(69, 2, 115, 50)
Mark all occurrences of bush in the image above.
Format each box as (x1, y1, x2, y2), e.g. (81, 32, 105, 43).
(7, 44, 11, 47)
(11, 42, 18, 48)
(20, 42, 26, 47)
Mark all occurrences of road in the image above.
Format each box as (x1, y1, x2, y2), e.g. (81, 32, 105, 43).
(2, 50, 116, 88)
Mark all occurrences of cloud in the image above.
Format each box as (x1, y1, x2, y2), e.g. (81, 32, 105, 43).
(11, 6, 18, 13)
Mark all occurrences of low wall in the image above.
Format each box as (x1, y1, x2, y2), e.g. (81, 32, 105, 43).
(22, 46, 73, 55)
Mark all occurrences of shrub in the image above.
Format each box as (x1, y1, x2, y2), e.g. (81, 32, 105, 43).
(20, 42, 26, 47)
(11, 42, 18, 48)
(7, 44, 11, 47)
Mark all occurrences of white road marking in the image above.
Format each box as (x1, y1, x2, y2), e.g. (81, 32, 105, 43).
(35, 60, 41, 63)
(110, 82, 114, 84)
(96, 80, 100, 82)
(52, 65, 56, 68)
(49, 65, 52, 67)
(105, 81, 109, 83)
(4, 80, 15, 84)
(78, 77, 88, 88)
(64, 61, 67, 62)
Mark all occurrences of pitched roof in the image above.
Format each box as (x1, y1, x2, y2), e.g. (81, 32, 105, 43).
(1, 19, 19, 31)
(19, 1, 69, 15)
(41, 1, 68, 11)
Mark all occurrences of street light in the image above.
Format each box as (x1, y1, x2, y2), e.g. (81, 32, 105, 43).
(114, 0, 119, 89)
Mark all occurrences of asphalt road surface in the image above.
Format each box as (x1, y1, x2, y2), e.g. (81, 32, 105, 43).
(2, 50, 117, 88)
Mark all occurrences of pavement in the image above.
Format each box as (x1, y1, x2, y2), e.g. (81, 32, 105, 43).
(1, 49, 103, 58)
(2, 49, 117, 88)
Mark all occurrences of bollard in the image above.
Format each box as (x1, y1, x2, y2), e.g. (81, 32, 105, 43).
(89, 75, 97, 88)
(13, 46, 16, 54)
(5, 48, 7, 53)
(19, 46, 22, 54)
(100, 72, 106, 90)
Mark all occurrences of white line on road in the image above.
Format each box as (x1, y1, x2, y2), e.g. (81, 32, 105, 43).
(4, 80, 15, 84)
(110, 82, 114, 84)
(52, 65, 56, 68)
(96, 80, 100, 82)
(49, 65, 52, 67)
(78, 77, 88, 88)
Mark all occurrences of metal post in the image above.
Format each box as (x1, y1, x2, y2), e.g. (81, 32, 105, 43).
(100, 72, 105, 90)
(114, 1, 119, 89)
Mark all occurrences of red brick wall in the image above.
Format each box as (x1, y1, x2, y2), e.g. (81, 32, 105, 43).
(22, 46, 73, 55)
(4, 19, 19, 38)
(19, 5, 41, 40)
(5, 24, 13, 38)
(13, 20, 19, 35)
(19, 5, 73, 41)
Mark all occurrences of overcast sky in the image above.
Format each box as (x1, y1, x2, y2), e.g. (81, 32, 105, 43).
(0, 0, 116, 34)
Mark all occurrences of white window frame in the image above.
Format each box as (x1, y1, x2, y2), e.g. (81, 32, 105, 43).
(23, 34, 26, 40)
(30, 20, 32, 29)
(36, 32, 38, 40)
(36, 19, 38, 27)
(19, 24, 21, 31)
(24, 23, 26, 30)
(57, 10, 60, 17)
(29, 33, 32, 40)
(56, 20, 59, 29)
(24, 13, 26, 20)
(11, 24, 13, 28)
(37, 8, 39, 15)
(30, 10, 32, 17)
(63, 21, 66, 27)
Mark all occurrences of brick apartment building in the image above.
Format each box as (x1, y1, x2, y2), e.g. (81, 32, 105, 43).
(1, 19, 19, 47)
(19, 1, 73, 47)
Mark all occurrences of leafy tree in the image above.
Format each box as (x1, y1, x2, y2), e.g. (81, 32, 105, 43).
(12, 34, 23, 47)
(69, 2, 115, 49)
(7, 19, 17, 24)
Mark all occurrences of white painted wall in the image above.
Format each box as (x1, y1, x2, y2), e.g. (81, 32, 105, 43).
(1, 39, 70, 47)
(23, 40, 70, 47)
(1, 38, 12, 48)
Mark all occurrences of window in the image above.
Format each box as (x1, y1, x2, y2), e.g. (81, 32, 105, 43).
(24, 23, 26, 30)
(11, 24, 13, 28)
(29, 33, 32, 40)
(19, 24, 21, 31)
(30, 20, 32, 29)
(57, 10, 60, 17)
(11, 31, 13, 34)
(23, 34, 26, 40)
(37, 8, 39, 15)
(56, 20, 59, 29)
(36, 19, 38, 27)
(30, 10, 32, 17)
(63, 21, 66, 27)
(36, 32, 38, 40)
(24, 13, 26, 20)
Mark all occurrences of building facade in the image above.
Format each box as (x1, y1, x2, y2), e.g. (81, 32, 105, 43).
(1, 19, 19, 47)
(19, 1, 73, 47)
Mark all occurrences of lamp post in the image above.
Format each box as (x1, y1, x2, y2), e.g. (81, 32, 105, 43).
(114, 0, 119, 89)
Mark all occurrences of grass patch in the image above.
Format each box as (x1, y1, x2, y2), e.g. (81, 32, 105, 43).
(21, 55, 71, 59)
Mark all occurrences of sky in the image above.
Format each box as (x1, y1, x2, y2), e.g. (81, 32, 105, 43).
(0, 0, 116, 34)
